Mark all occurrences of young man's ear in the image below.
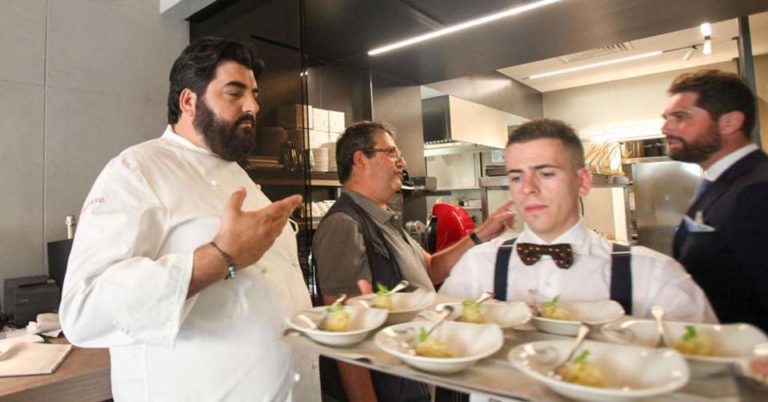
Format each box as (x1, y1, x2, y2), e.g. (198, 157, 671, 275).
(179, 89, 197, 119)
(577, 167, 593, 197)
(717, 110, 746, 137)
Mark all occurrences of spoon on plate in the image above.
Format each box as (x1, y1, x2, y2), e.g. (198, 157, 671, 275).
(549, 324, 590, 376)
(473, 290, 494, 305)
(386, 305, 455, 355)
(387, 280, 410, 295)
(651, 305, 669, 348)
(298, 293, 348, 330)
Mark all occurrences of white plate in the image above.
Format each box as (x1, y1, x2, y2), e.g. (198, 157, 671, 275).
(508, 340, 689, 402)
(349, 290, 437, 324)
(532, 300, 625, 336)
(374, 321, 503, 374)
(421, 300, 532, 328)
(286, 305, 388, 346)
(602, 319, 768, 372)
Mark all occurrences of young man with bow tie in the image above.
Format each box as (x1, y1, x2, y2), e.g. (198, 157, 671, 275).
(440, 119, 717, 323)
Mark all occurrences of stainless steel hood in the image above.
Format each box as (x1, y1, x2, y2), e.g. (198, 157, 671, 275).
(422, 95, 528, 154)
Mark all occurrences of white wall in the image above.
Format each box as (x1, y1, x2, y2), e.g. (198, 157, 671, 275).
(543, 61, 738, 139)
(0, 0, 188, 304)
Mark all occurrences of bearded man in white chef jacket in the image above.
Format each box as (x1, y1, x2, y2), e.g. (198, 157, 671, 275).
(59, 37, 312, 402)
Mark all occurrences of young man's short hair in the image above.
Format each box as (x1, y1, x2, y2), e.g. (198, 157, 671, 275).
(507, 119, 585, 169)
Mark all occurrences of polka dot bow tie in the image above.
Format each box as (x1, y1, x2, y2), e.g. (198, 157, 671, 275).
(516, 243, 574, 269)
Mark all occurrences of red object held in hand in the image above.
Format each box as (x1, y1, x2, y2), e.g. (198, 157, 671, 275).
(428, 203, 475, 252)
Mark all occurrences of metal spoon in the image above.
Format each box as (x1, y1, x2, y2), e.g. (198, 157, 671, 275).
(550, 324, 590, 376)
(422, 305, 455, 339)
(387, 280, 410, 294)
(651, 305, 669, 348)
(300, 294, 348, 330)
(474, 290, 494, 305)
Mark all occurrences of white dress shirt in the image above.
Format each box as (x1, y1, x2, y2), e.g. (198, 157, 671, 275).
(703, 143, 759, 182)
(60, 126, 311, 402)
(440, 221, 717, 323)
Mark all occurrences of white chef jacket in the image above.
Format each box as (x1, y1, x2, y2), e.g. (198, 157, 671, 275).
(60, 126, 312, 402)
(440, 221, 718, 323)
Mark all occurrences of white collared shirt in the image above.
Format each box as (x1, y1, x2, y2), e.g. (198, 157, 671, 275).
(60, 126, 311, 401)
(440, 221, 717, 323)
(703, 143, 759, 181)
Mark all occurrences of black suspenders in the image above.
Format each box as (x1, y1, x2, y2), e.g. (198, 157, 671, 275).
(610, 243, 632, 314)
(493, 238, 517, 302)
(493, 239, 634, 315)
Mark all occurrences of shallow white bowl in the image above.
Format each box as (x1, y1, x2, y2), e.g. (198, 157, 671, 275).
(532, 300, 625, 336)
(349, 290, 437, 324)
(421, 300, 532, 328)
(374, 321, 503, 374)
(602, 319, 768, 372)
(286, 305, 388, 346)
(508, 340, 689, 402)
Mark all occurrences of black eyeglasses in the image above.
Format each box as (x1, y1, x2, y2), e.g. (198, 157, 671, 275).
(365, 146, 404, 161)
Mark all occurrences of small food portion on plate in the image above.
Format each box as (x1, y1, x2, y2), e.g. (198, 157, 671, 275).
(673, 325, 714, 356)
(557, 350, 607, 388)
(324, 305, 351, 332)
(460, 299, 486, 323)
(415, 327, 453, 357)
(372, 282, 394, 310)
(539, 295, 573, 320)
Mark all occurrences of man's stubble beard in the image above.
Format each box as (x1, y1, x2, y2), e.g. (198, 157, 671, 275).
(667, 123, 722, 164)
(193, 97, 256, 162)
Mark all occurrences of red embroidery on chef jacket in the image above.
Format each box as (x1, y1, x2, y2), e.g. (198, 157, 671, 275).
(82, 196, 106, 213)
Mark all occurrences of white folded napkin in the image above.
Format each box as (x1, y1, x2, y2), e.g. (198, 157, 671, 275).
(26, 313, 63, 338)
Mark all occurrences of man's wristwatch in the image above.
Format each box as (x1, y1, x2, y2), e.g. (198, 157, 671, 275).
(469, 231, 484, 245)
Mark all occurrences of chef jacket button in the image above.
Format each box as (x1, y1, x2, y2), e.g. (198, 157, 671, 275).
(210, 180, 217, 186)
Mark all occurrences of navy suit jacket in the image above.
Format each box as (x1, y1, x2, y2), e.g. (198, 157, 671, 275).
(673, 149, 768, 332)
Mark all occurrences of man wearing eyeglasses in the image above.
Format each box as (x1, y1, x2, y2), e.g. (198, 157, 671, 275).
(313, 121, 515, 402)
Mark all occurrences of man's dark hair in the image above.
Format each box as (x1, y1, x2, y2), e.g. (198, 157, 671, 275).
(507, 119, 585, 168)
(336, 121, 396, 184)
(668, 69, 755, 138)
(167, 37, 264, 124)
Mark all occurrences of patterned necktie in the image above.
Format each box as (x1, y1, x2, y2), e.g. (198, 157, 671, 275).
(516, 243, 574, 269)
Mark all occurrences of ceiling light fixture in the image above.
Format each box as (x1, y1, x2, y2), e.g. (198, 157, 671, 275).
(527, 51, 663, 80)
(700, 22, 712, 55)
(682, 46, 696, 60)
(368, 0, 565, 56)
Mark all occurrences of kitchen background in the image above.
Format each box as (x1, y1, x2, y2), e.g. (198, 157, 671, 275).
(1, 0, 768, 305)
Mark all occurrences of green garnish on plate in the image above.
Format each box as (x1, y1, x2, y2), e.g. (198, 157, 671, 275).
(326, 305, 345, 313)
(543, 295, 560, 308)
(683, 325, 698, 341)
(419, 327, 429, 342)
(573, 349, 590, 364)
(376, 282, 389, 296)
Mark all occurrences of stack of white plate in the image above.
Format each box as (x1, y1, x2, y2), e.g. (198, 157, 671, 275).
(322, 142, 337, 172)
(310, 147, 329, 172)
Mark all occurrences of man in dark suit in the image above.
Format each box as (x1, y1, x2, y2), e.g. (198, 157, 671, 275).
(665, 69, 768, 332)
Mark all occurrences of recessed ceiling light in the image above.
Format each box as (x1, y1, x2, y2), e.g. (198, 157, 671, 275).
(368, 0, 565, 56)
(527, 51, 663, 80)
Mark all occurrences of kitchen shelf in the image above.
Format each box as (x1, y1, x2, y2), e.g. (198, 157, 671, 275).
(623, 156, 671, 164)
(245, 167, 341, 187)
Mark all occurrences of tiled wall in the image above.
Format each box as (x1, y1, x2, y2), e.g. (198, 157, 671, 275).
(0, 0, 188, 303)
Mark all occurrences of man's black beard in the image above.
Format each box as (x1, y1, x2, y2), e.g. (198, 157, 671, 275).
(193, 98, 256, 162)
(667, 124, 722, 164)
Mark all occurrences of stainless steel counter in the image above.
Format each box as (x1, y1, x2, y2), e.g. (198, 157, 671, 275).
(283, 323, 765, 401)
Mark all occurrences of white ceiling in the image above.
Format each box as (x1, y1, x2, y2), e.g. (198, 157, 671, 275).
(498, 12, 768, 93)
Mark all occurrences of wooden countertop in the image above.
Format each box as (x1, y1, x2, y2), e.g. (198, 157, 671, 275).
(0, 338, 111, 402)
